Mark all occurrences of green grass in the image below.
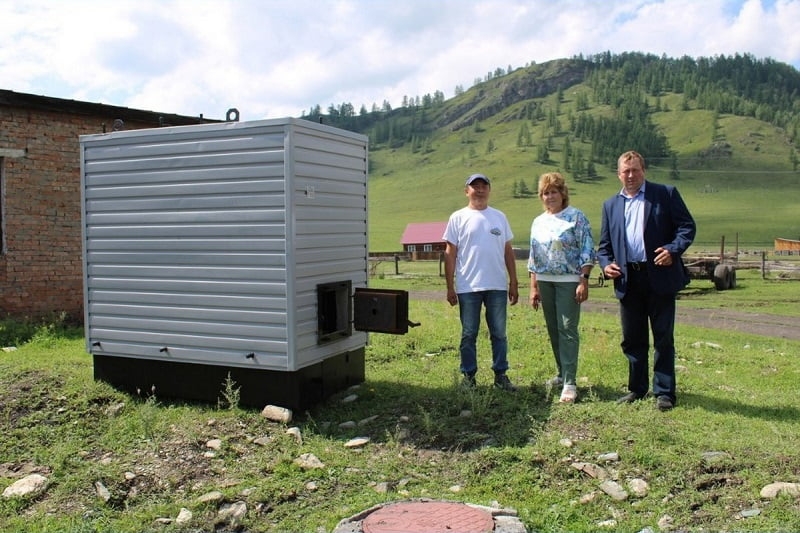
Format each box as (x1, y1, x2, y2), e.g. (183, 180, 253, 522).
(1, 270, 799, 532)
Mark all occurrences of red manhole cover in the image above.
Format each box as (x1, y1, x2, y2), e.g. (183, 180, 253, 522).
(361, 501, 495, 533)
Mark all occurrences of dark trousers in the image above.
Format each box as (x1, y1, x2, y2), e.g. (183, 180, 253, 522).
(619, 269, 677, 401)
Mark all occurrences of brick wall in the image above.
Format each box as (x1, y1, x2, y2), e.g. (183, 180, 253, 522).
(0, 95, 214, 321)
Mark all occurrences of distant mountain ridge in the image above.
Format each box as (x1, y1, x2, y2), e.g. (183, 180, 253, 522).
(301, 52, 800, 251)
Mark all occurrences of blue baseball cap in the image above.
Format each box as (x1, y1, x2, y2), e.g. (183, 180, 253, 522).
(465, 173, 490, 186)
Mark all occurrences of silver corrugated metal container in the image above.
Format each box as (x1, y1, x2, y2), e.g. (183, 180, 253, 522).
(80, 118, 369, 408)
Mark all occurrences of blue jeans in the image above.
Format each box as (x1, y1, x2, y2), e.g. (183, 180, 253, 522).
(457, 290, 509, 376)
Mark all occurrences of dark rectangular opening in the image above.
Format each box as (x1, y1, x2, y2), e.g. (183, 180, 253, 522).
(317, 280, 352, 343)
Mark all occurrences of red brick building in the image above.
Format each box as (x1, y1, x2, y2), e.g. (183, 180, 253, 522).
(0, 89, 218, 320)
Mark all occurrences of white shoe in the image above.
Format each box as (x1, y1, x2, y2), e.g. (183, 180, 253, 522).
(560, 385, 577, 403)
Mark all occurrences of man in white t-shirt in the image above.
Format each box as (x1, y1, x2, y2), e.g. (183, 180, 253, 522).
(443, 173, 519, 391)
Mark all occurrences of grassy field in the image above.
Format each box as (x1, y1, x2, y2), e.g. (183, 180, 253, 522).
(366, 87, 800, 254)
(1, 269, 799, 532)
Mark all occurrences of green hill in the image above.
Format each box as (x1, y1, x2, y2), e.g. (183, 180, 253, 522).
(309, 53, 800, 252)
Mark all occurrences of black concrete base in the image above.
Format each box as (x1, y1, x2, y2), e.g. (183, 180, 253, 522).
(93, 348, 365, 411)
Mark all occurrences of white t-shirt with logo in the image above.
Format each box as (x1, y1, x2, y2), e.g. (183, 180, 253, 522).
(443, 206, 513, 294)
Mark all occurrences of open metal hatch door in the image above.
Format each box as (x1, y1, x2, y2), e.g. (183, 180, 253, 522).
(353, 288, 420, 335)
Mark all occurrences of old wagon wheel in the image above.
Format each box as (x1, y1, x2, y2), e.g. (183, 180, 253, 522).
(727, 266, 737, 289)
(713, 264, 729, 290)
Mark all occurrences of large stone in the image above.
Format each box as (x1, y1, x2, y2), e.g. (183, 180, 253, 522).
(2, 473, 48, 498)
(760, 482, 800, 499)
(261, 404, 292, 423)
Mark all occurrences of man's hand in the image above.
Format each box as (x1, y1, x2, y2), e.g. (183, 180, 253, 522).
(603, 262, 622, 279)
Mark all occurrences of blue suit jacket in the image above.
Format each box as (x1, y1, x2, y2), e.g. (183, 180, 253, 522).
(597, 181, 696, 298)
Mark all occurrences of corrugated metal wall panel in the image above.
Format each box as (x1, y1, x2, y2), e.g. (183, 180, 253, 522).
(288, 123, 368, 368)
(89, 303, 287, 325)
(89, 290, 286, 311)
(91, 341, 288, 368)
(83, 122, 292, 369)
(87, 252, 286, 267)
(82, 118, 369, 373)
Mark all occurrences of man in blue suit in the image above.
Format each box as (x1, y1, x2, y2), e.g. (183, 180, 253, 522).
(597, 151, 696, 411)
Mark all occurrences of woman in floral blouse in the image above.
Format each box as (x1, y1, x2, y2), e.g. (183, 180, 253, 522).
(528, 172, 596, 403)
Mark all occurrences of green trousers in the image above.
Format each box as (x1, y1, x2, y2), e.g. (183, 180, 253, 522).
(537, 280, 582, 385)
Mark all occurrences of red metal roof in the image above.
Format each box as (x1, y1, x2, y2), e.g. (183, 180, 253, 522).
(400, 222, 448, 245)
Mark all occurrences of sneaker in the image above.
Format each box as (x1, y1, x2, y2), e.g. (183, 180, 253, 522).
(494, 373, 518, 392)
(461, 373, 477, 388)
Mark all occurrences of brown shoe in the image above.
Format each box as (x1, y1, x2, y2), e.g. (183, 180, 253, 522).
(656, 396, 674, 411)
(494, 374, 517, 392)
(616, 392, 646, 404)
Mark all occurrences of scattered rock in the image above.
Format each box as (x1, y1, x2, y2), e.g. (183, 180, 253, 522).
(2, 473, 48, 498)
(657, 514, 674, 529)
(345, 437, 370, 448)
(196, 490, 224, 504)
(760, 481, 800, 499)
(261, 405, 292, 423)
(738, 508, 761, 518)
(341, 394, 358, 404)
(571, 461, 609, 480)
(176, 507, 192, 524)
(217, 501, 247, 528)
(449, 485, 462, 492)
(597, 452, 619, 463)
(206, 439, 222, 450)
(358, 415, 379, 426)
(599, 479, 628, 501)
(628, 478, 649, 497)
(338, 420, 357, 429)
(691, 341, 722, 349)
(559, 438, 573, 447)
(286, 427, 302, 444)
(94, 481, 111, 502)
(294, 453, 325, 469)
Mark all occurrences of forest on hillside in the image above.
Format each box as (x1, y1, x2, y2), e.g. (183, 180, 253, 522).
(300, 52, 800, 173)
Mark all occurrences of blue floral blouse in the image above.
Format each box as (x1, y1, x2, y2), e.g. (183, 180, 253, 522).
(528, 205, 596, 278)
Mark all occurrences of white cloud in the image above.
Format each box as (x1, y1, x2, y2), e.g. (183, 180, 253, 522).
(1, 0, 798, 120)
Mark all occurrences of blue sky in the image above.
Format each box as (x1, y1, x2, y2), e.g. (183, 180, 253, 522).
(1, 0, 798, 121)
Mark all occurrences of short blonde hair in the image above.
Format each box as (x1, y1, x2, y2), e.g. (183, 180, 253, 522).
(538, 172, 569, 208)
(618, 150, 646, 171)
